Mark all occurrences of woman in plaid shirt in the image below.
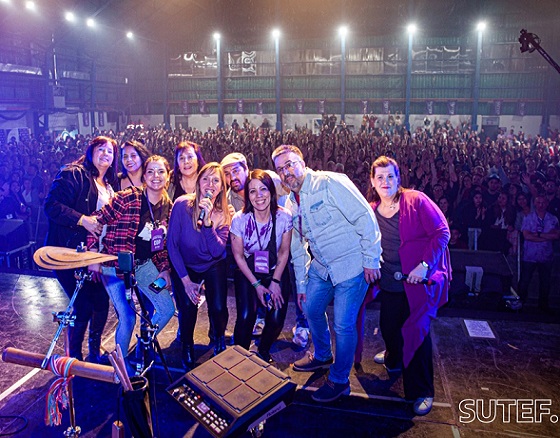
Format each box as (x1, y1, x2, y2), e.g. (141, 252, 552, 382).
(87, 155, 174, 365)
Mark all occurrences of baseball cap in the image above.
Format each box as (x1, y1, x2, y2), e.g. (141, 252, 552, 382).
(220, 152, 247, 168)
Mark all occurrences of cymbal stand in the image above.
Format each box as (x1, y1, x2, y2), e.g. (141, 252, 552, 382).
(42, 269, 90, 438)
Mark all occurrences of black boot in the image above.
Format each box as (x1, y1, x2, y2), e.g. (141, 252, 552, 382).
(87, 310, 109, 364)
(257, 349, 272, 363)
(68, 321, 88, 361)
(213, 336, 226, 356)
(182, 344, 195, 371)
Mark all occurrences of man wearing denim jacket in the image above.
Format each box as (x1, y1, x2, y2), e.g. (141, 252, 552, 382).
(272, 145, 382, 402)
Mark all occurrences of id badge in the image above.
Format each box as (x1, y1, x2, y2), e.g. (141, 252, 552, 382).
(254, 250, 269, 274)
(151, 227, 164, 252)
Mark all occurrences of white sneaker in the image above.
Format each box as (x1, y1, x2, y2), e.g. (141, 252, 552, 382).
(252, 317, 265, 336)
(292, 326, 309, 348)
(413, 397, 434, 416)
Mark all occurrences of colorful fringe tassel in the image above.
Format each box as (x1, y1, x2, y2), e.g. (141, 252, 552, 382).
(44, 355, 77, 426)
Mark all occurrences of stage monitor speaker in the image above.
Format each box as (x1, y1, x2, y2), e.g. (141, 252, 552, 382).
(0, 219, 29, 252)
(449, 249, 513, 295)
(167, 345, 296, 438)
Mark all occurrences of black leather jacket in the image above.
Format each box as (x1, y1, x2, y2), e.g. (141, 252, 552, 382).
(44, 164, 99, 249)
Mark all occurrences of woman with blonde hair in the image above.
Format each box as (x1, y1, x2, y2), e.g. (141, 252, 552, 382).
(168, 162, 231, 369)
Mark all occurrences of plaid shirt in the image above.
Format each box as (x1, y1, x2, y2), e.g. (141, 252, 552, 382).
(87, 186, 170, 273)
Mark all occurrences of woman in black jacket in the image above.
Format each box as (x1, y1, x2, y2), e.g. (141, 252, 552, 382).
(44, 136, 118, 362)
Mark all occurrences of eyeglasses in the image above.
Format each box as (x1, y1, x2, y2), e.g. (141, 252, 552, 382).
(275, 160, 301, 174)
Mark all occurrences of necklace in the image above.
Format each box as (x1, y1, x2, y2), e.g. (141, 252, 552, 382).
(383, 198, 397, 210)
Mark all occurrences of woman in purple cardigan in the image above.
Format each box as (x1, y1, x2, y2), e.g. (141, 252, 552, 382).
(167, 162, 231, 369)
(370, 156, 450, 416)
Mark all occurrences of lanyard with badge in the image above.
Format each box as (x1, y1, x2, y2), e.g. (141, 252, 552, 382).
(145, 191, 165, 252)
(252, 213, 272, 274)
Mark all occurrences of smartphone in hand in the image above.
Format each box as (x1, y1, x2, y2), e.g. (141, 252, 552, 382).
(149, 277, 167, 294)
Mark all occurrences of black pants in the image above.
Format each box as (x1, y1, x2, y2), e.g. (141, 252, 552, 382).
(379, 290, 434, 400)
(173, 260, 228, 345)
(55, 269, 109, 359)
(233, 268, 290, 355)
(55, 269, 109, 324)
(518, 260, 552, 309)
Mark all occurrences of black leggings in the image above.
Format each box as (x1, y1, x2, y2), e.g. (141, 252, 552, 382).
(379, 290, 434, 400)
(233, 268, 290, 355)
(173, 259, 228, 345)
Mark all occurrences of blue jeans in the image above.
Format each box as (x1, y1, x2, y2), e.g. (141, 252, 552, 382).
(102, 260, 175, 354)
(303, 264, 367, 384)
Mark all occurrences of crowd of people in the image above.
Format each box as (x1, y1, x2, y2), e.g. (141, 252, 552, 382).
(1, 115, 558, 416)
(2, 119, 560, 226)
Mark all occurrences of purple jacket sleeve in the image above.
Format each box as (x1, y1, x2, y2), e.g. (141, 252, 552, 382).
(415, 193, 450, 271)
(201, 223, 229, 258)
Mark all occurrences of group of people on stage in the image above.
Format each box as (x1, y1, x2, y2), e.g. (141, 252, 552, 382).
(44, 134, 452, 416)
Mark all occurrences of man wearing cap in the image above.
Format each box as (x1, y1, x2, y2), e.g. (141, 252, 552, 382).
(221, 152, 249, 213)
(221, 151, 310, 346)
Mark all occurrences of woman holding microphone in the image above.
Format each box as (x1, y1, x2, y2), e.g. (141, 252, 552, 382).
(369, 156, 450, 416)
(167, 162, 231, 370)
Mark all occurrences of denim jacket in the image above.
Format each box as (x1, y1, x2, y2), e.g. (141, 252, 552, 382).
(289, 168, 381, 294)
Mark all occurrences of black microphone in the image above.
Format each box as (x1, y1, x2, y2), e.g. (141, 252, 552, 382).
(196, 191, 213, 228)
(394, 271, 435, 286)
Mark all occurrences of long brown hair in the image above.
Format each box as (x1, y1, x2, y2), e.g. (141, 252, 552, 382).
(190, 162, 231, 229)
(370, 155, 405, 204)
(143, 155, 171, 204)
(172, 141, 205, 187)
(120, 140, 151, 177)
(242, 169, 278, 216)
(76, 136, 119, 186)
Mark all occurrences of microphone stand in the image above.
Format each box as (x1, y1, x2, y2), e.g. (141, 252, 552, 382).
(127, 271, 172, 382)
(122, 266, 172, 438)
(42, 269, 90, 438)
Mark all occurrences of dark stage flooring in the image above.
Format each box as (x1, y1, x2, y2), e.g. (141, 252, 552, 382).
(0, 270, 559, 438)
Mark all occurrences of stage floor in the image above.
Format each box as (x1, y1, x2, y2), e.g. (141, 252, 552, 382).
(0, 271, 559, 437)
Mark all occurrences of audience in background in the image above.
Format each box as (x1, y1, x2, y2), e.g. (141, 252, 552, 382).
(1, 119, 559, 289)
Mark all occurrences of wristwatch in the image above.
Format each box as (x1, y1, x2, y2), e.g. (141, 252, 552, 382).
(421, 260, 430, 270)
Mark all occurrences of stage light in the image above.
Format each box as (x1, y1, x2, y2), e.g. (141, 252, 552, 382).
(338, 26, 348, 38)
(213, 32, 221, 41)
(407, 23, 417, 34)
(519, 29, 538, 53)
(64, 11, 76, 23)
(126, 31, 134, 40)
(0, 0, 12, 5)
(86, 18, 95, 28)
(272, 29, 280, 39)
(477, 21, 486, 32)
(25, 1, 36, 11)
